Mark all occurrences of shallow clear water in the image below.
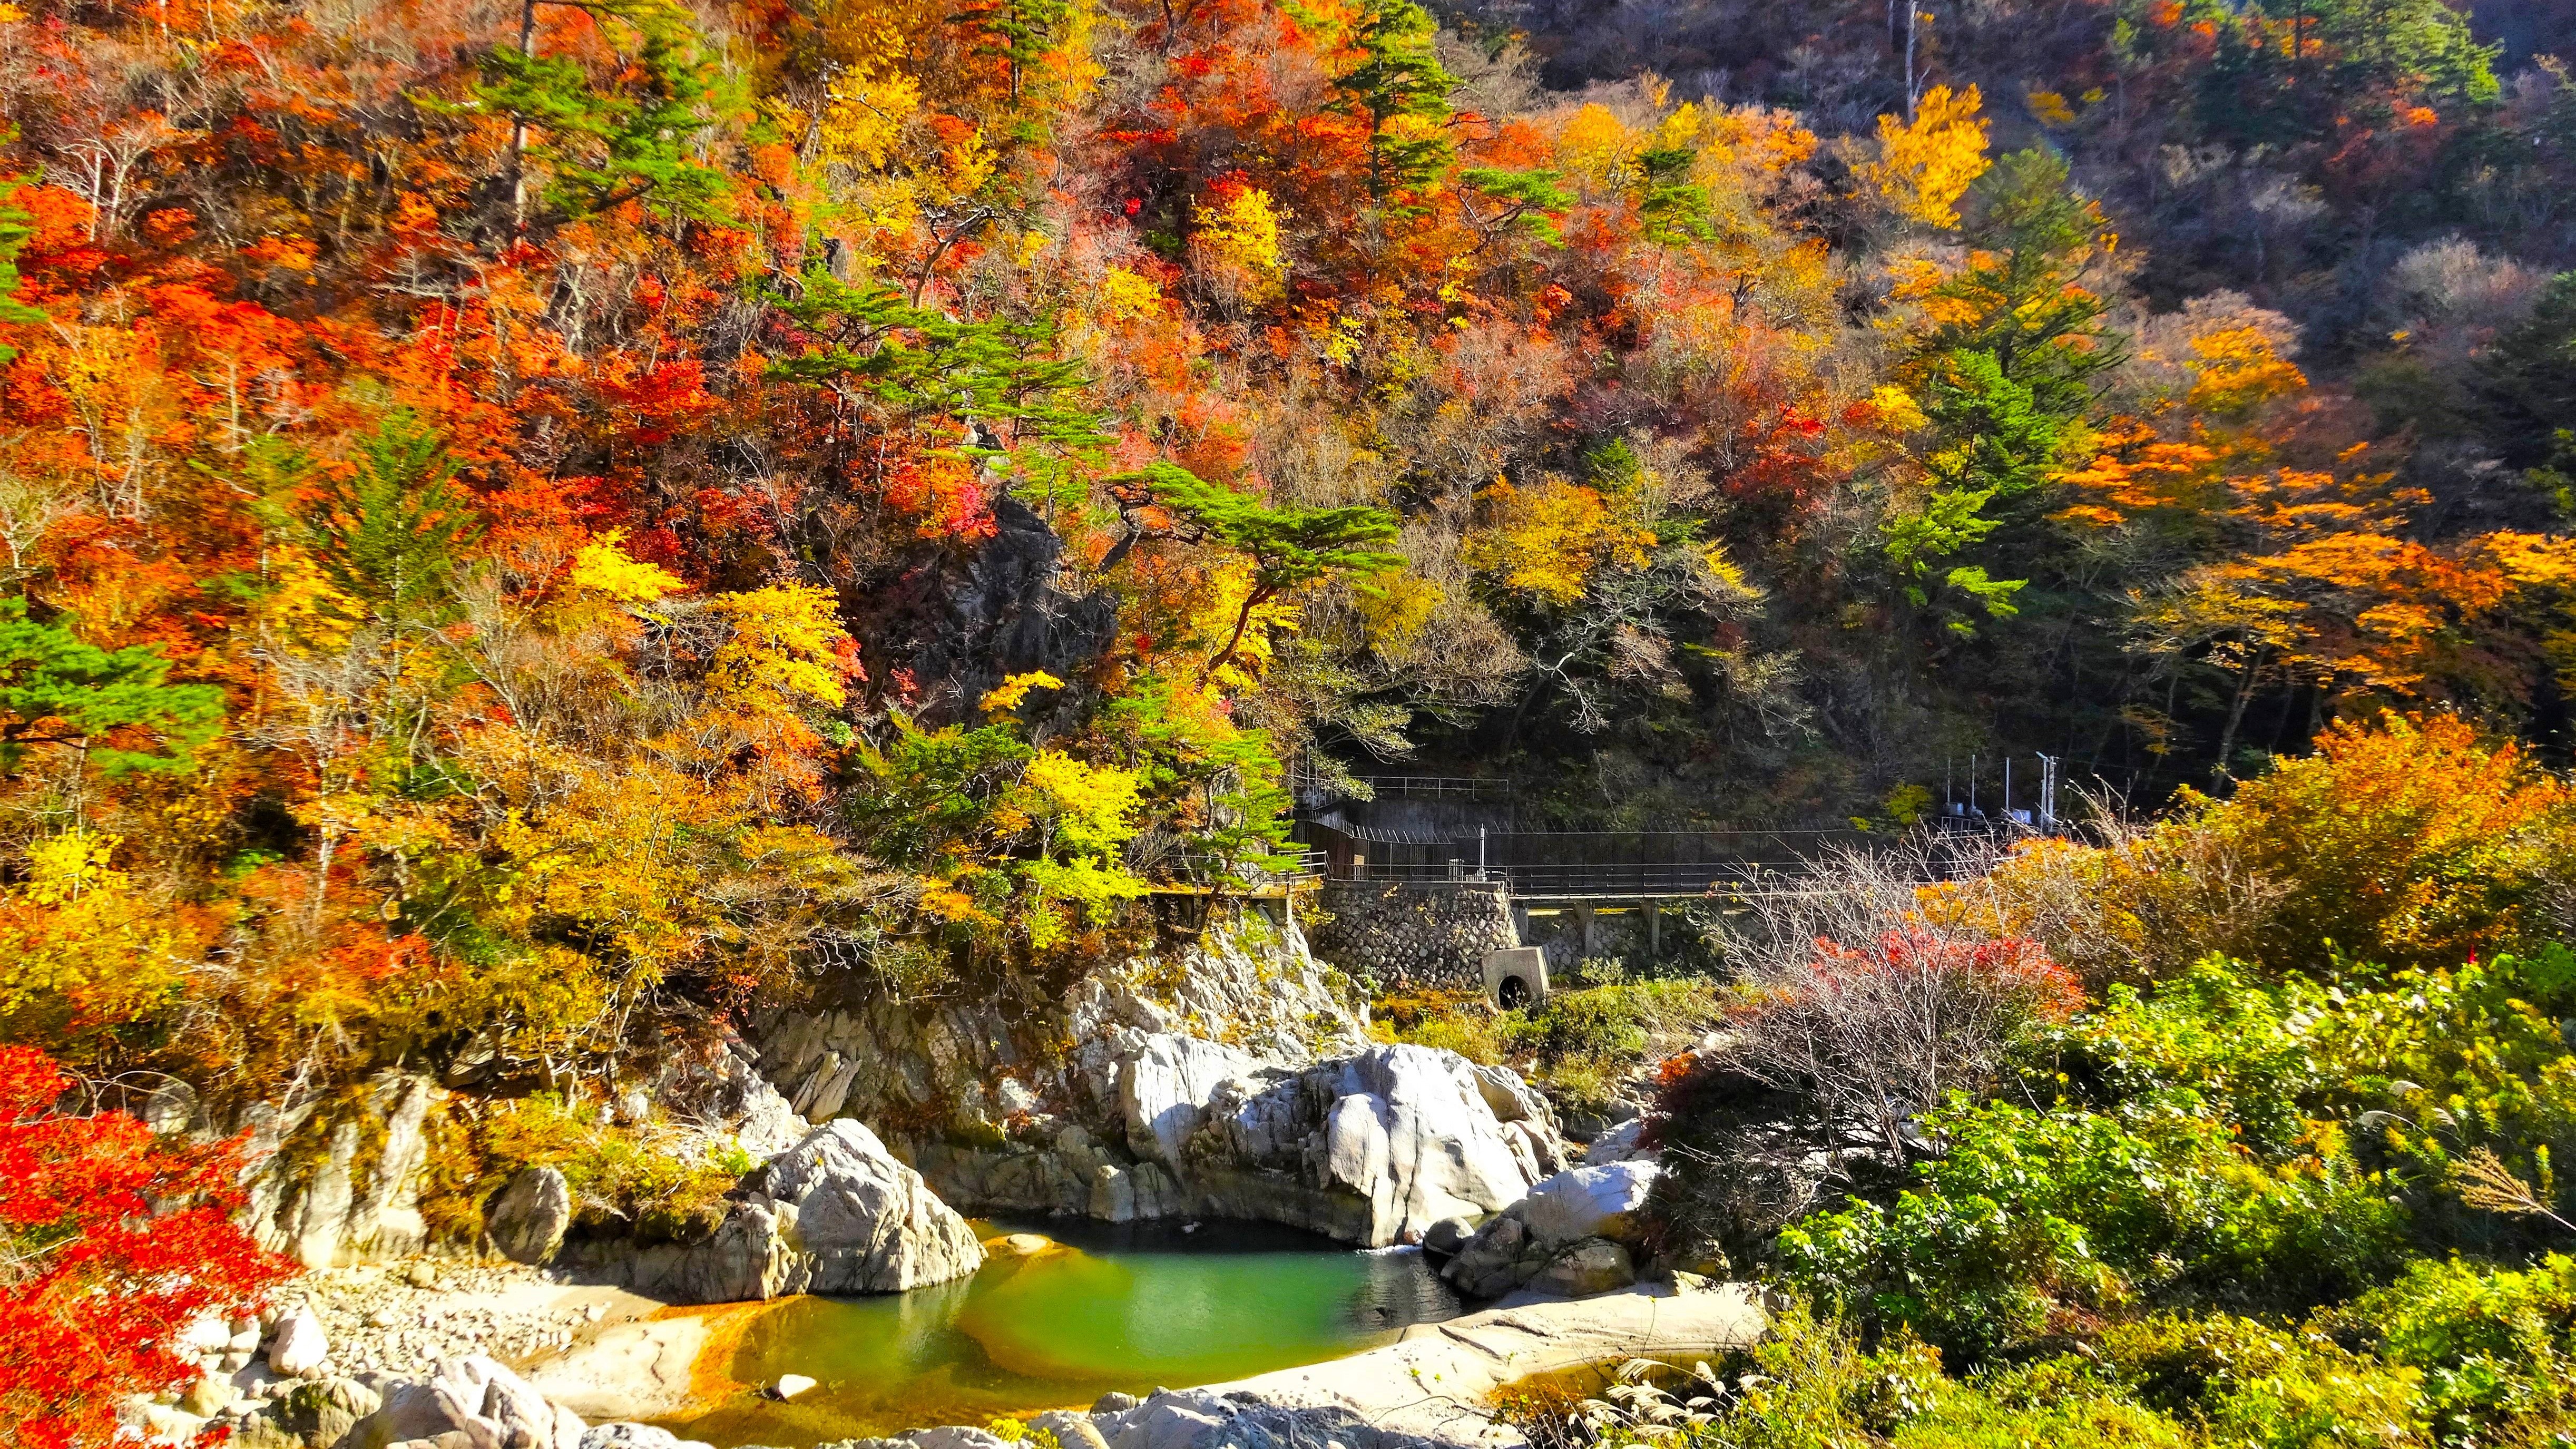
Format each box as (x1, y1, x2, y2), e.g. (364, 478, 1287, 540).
(665, 1218, 1463, 1447)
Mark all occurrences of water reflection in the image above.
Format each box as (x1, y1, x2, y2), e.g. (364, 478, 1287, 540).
(666, 1218, 1461, 1449)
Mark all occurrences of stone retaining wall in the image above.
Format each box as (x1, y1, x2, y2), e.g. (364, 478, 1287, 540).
(1310, 880, 1518, 989)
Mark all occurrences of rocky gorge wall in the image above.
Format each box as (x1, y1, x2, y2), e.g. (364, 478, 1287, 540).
(1309, 882, 1519, 990)
(203, 904, 1583, 1299)
(747, 906, 1571, 1247)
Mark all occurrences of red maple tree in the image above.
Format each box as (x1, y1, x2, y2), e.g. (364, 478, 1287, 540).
(0, 1046, 297, 1449)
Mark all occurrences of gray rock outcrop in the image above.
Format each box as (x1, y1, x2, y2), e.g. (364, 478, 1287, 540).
(342, 1355, 585, 1449)
(240, 1072, 438, 1269)
(486, 1166, 573, 1265)
(1442, 1159, 1660, 1299)
(1191, 1043, 1563, 1245)
(739, 912, 1568, 1248)
(619, 1120, 985, 1303)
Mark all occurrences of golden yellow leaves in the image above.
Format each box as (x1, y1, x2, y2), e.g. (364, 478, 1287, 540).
(703, 582, 853, 715)
(571, 531, 682, 603)
(489, 766, 709, 978)
(1870, 384, 1932, 434)
(1100, 266, 1163, 321)
(980, 669, 1064, 715)
(260, 544, 359, 655)
(2184, 327, 2309, 419)
(1689, 103, 1819, 177)
(818, 73, 927, 171)
(1192, 559, 1301, 689)
(0, 829, 194, 1053)
(2028, 90, 2079, 127)
(1013, 750, 1142, 855)
(1858, 84, 1992, 229)
(1193, 186, 1289, 306)
(1358, 573, 1442, 652)
(1000, 749, 1148, 949)
(1558, 103, 1640, 187)
(1464, 477, 1656, 605)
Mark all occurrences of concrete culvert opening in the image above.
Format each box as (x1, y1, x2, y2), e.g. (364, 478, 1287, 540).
(1482, 945, 1549, 1010)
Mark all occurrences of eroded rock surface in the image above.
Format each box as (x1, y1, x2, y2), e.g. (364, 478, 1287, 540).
(1442, 1159, 1660, 1300)
(621, 1120, 985, 1304)
(341, 1356, 584, 1449)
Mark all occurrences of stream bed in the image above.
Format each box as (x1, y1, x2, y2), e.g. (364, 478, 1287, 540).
(664, 1218, 1465, 1447)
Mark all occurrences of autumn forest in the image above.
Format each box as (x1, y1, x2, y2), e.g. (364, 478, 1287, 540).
(13, 0, 2576, 1440)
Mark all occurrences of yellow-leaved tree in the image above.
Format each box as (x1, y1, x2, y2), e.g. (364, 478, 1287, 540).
(1464, 476, 1658, 605)
(1858, 84, 1991, 229)
(1192, 185, 1288, 307)
(1000, 750, 1149, 948)
(0, 830, 205, 1067)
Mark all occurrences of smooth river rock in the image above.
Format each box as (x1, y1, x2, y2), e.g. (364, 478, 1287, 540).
(1443, 1159, 1660, 1300)
(487, 1166, 574, 1265)
(341, 1355, 585, 1449)
(267, 1304, 329, 1377)
(622, 1120, 985, 1303)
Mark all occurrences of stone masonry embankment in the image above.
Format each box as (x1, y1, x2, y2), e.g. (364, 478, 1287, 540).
(1311, 880, 1517, 990)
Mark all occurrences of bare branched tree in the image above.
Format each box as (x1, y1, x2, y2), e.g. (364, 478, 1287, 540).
(1712, 831, 2075, 1167)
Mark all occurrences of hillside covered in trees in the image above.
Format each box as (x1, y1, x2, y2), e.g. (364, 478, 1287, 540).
(10, 0, 2576, 1442)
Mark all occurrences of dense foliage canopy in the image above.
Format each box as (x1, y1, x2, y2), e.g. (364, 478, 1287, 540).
(9, 0, 2576, 1436)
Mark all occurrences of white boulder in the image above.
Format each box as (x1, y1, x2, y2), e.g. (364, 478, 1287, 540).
(1519, 1160, 1660, 1245)
(1443, 1159, 1661, 1300)
(342, 1356, 585, 1449)
(1118, 1034, 1265, 1168)
(267, 1305, 328, 1377)
(642, 1120, 985, 1303)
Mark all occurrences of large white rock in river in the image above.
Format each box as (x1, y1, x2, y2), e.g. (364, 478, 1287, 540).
(632, 1119, 985, 1303)
(1184, 1042, 1569, 1246)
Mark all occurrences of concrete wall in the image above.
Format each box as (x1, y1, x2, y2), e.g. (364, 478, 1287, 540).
(1311, 880, 1518, 989)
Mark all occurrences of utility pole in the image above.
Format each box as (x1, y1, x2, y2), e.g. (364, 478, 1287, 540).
(1478, 826, 1487, 880)
(2038, 753, 2061, 832)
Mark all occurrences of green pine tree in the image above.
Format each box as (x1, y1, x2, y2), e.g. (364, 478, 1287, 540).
(1337, 0, 1459, 204)
(0, 600, 225, 778)
(475, 0, 737, 229)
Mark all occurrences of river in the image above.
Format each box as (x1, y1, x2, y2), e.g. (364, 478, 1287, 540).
(664, 1217, 1464, 1446)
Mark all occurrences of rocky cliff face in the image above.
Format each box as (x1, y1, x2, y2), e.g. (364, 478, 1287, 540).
(750, 909, 1570, 1247)
(234, 1073, 440, 1270)
(215, 908, 1573, 1291)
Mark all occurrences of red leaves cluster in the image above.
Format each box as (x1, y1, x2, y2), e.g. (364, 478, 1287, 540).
(0, 1047, 296, 1449)
(1804, 926, 2084, 1024)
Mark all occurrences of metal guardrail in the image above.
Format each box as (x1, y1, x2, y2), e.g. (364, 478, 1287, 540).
(1346, 776, 1513, 798)
(1315, 820, 2025, 896)
(1323, 860, 1816, 893)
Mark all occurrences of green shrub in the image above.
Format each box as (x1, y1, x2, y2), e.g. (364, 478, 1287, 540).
(2025, 954, 2328, 1158)
(2099, 1314, 2431, 1449)
(1780, 1096, 2406, 1364)
(2337, 1254, 2576, 1444)
(421, 1092, 744, 1247)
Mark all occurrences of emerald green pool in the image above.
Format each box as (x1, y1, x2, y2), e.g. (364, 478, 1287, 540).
(667, 1219, 1463, 1447)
